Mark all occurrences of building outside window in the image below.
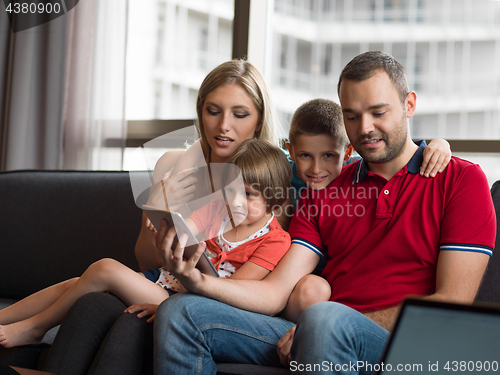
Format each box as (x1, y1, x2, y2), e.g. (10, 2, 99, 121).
(126, 0, 234, 121)
(125, 0, 500, 185)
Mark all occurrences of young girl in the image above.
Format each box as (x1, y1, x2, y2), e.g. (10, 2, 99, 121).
(0, 139, 292, 348)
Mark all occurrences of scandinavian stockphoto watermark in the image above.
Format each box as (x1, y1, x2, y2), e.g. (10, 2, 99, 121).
(128, 127, 376, 239)
(2, 0, 79, 33)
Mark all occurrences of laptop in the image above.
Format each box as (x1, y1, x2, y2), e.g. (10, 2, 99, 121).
(375, 298, 500, 374)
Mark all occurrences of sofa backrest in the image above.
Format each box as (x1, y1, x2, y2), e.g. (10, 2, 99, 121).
(476, 180, 500, 303)
(0, 170, 143, 300)
(1, 171, 498, 305)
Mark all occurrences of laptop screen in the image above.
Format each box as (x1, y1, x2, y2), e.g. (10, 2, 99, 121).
(376, 299, 500, 374)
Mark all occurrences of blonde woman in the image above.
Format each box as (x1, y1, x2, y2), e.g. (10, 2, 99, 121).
(135, 59, 284, 272)
(39, 59, 286, 375)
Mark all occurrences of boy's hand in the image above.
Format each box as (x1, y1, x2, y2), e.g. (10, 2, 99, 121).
(124, 303, 159, 323)
(421, 139, 451, 178)
(277, 326, 296, 368)
(157, 221, 207, 293)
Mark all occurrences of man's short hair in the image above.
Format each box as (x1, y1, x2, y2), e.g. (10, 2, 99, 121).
(337, 51, 409, 105)
(288, 98, 349, 149)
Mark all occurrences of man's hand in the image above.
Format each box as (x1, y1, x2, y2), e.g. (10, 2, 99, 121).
(277, 326, 296, 368)
(157, 220, 207, 293)
(125, 303, 159, 323)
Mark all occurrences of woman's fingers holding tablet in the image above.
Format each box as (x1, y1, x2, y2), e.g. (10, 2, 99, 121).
(157, 221, 206, 291)
(184, 242, 206, 272)
(157, 222, 176, 266)
(172, 233, 189, 263)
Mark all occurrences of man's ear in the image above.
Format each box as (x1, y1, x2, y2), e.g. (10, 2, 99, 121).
(285, 142, 295, 161)
(344, 144, 353, 161)
(405, 91, 417, 119)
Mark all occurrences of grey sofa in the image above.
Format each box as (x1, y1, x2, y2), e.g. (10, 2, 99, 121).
(0, 170, 499, 375)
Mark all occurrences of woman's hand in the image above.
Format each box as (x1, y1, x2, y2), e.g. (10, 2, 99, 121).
(147, 167, 198, 211)
(157, 221, 207, 293)
(420, 139, 451, 178)
(124, 303, 159, 323)
(277, 326, 296, 368)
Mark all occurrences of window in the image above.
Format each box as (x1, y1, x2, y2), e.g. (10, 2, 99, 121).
(124, 0, 500, 185)
(126, 0, 234, 122)
(264, 0, 500, 185)
(124, 0, 234, 170)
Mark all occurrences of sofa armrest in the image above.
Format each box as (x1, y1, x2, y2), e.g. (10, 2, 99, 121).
(475, 180, 500, 303)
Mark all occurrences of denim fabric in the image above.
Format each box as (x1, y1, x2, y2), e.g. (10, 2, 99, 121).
(154, 295, 389, 375)
(154, 293, 295, 375)
(291, 302, 389, 374)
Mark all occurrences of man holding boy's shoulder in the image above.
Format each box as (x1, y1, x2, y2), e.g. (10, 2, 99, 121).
(154, 51, 496, 375)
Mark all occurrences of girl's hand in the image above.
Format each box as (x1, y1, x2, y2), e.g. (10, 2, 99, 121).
(157, 222, 207, 293)
(124, 303, 159, 323)
(147, 167, 198, 211)
(420, 139, 451, 178)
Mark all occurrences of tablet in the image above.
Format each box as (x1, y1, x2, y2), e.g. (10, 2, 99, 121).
(142, 205, 219, 277)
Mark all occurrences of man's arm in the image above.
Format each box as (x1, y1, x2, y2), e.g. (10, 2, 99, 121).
(427, 249, 489, 303)
(158, 223, 320, 315)
(365, 250, 490, 331)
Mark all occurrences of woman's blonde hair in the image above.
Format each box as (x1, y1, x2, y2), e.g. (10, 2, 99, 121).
(223, 139, 291, 213)
(196, 59, 280, 149)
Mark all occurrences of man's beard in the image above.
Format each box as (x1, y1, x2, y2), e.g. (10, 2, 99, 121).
(354, 113, 408, 164)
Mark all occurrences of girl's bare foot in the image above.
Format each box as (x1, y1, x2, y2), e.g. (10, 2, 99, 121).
(0, 321, 45, 348)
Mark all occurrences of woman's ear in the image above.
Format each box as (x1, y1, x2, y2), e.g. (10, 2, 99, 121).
(344, 144, 353, 161)
(285, 142, 295, 161)
(254, 121, 263, 137)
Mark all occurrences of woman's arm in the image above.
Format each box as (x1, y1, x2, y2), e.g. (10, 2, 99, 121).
(274, 199, 293, 231)
(136, 149, 186, 271)
(135, 213, 162, 271)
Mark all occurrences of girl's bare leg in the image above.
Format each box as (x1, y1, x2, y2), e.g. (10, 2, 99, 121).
(0, 258, 170, 348)
(0, 278, 78, 325)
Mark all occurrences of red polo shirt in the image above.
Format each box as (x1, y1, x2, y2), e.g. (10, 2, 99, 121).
(289, 141, 496, 313)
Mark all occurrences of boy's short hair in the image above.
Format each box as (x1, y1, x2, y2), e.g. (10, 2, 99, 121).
(288, 98, 349, 149)
(223, 139, 292, 213)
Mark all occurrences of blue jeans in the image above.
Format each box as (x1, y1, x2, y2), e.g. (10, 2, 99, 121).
(292, 301, 390, 374)
(154, 294, 389, 375)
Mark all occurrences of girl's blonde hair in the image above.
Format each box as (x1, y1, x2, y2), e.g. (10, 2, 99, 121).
(223, 139, 291, 213)
(196, 59, 280, 149)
